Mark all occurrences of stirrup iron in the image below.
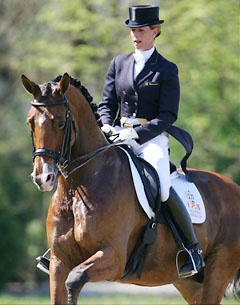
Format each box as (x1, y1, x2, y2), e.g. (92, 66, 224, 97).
(36, 248, 50, 275)
(176, 244, 198, 278)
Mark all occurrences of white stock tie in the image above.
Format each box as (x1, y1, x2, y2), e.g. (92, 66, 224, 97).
(133, 53, 145, 79)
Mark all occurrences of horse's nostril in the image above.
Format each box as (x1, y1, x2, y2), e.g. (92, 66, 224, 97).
(46, 173, 55, 183)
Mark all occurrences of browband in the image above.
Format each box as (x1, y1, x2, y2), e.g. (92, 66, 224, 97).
(31, 97, 67, 107)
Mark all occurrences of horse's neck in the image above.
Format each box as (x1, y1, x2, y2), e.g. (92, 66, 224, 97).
(69, 91, 108, 156)
(76, 119, 107, 155)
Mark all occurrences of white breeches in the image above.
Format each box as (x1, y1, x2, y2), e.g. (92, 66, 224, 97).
(129, 133, 171, 202)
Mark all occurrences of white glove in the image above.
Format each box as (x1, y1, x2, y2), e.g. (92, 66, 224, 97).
(114, 128, 139, 142)
(112, 125, 122, 132)
(101, 124, 116, 136)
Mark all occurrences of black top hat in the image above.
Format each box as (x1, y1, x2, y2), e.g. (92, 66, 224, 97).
(124, 5, 164, 28)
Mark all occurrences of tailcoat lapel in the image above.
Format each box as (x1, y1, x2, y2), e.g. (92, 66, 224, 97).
(135, 49, 160, 86)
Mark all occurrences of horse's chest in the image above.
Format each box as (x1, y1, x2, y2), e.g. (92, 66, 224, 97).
(72, 196, 94, 242)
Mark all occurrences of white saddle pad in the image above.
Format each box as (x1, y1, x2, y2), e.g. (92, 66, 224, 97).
(120, 147, 206, 224)
(171, 172, 206, 224)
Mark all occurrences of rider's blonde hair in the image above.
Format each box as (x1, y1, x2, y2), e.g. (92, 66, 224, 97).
(150, 24, 161, 37)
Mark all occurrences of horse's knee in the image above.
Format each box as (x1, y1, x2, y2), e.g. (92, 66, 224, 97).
(65, 266, 88, 295)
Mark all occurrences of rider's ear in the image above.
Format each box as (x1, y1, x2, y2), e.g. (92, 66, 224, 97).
(59, 73, 70, 95)
(21, 75, 41, 99)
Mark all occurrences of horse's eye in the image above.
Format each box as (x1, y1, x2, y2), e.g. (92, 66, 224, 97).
(57, 121, 65, 129)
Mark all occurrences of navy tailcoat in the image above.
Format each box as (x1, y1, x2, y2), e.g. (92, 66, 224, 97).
(98, 48, 180, 144)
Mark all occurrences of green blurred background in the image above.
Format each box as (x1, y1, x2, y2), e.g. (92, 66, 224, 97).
(0, 0, 239, 291)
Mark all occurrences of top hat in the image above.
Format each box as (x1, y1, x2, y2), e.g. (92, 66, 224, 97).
(124, 5, 164, 28)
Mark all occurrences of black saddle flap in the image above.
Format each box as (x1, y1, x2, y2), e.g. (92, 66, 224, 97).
(119, 145, 161, 217)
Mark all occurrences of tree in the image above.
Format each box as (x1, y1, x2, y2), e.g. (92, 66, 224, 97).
(158, 0, 240, 182)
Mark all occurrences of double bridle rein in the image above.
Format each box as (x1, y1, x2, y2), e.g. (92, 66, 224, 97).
(31, 96, 113, 179)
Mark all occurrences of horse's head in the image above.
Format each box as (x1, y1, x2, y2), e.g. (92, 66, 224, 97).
(22, 73, 73, 191)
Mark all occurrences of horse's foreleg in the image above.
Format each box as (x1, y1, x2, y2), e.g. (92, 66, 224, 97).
(65, 246, 122, 305)
(49, 255, 69, 305)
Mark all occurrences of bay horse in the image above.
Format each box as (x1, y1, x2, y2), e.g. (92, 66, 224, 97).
(22, 73, 240, 305)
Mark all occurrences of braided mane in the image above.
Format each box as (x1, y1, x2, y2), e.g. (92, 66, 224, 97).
(52, 75, 102, 126)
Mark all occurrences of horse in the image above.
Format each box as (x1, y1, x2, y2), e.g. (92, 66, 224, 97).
(21, 73, 240, 305)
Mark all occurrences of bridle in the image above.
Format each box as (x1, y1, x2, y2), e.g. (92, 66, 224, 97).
(31, 95, 74, 170)
(30, 95, 115, 179)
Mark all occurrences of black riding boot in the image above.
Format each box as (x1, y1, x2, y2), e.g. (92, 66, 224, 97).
(163, 187, 205, 278)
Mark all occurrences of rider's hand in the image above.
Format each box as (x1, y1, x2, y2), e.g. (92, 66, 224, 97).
(114, 128, 139, 142)
(101, 124, 116, 136)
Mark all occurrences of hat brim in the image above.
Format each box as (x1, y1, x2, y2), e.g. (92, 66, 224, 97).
(124, 19, 164, 28)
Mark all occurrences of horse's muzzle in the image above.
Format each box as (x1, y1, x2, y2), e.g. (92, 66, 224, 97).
(31, 160, 58, 191)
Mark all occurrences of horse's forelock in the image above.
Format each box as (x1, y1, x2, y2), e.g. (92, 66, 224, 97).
(41, 82, 55, 97)
(40, 76, 63, 98)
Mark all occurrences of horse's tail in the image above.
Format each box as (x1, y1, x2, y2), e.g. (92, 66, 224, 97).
(232, 269, 240, 300)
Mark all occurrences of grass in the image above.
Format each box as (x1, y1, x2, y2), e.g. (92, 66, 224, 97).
(0, 294, 238, 305)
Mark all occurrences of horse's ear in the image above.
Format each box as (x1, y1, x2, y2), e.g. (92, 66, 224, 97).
(21, 74, 41, 98)
(59, 73, 70, 95)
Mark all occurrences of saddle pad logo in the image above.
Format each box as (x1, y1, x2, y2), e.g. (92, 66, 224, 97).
(171, 174, 206, 224)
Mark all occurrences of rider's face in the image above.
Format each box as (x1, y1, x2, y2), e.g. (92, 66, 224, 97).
(130, 26, 158, 51)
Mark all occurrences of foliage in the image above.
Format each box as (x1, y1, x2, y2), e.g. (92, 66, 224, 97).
(161, 0, 240, 180)
(0, 0, 239, 289)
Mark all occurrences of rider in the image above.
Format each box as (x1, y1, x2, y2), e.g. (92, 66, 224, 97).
(98, 5, 205, 278)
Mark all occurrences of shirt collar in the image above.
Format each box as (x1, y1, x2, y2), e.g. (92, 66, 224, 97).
(133, 46, 155, 64)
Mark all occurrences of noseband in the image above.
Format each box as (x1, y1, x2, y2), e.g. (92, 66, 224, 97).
(31, 96, 74, 168)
